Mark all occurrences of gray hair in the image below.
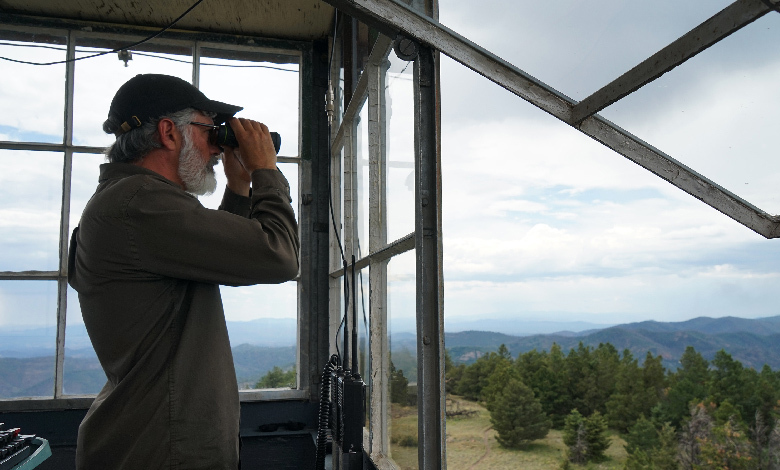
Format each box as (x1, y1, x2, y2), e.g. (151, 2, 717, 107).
(102, 108, 198, 164)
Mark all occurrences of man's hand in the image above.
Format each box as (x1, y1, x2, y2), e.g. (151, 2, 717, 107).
(222, 147, 251, 197)
(227, 117, 277, 172)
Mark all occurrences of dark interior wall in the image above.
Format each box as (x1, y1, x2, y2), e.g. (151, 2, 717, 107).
(0, 401, 319, 470)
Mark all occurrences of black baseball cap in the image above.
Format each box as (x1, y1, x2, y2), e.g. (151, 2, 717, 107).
(107, 74, 243, 135)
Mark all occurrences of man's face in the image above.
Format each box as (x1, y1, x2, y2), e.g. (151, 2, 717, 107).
(177, 112, 222, 196)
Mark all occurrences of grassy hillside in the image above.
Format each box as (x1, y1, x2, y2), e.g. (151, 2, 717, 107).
(388, 396, 628, 470)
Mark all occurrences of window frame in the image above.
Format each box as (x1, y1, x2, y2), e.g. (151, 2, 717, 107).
(0, 19, 312, 408)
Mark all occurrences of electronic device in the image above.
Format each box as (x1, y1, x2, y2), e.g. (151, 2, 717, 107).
(0, 423, 51, 470)
(315, 256, 367, 470)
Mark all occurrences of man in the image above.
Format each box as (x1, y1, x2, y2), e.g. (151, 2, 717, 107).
(68, 74, 300, 469)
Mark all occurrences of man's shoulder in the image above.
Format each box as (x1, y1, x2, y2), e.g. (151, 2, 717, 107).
(88, 164, 194, 215)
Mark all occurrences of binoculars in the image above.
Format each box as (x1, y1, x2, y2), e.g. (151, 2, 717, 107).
(216, 123, 281, 154)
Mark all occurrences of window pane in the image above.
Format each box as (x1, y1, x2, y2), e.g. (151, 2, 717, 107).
(64, 285, 105, 395)
(0, 280, 57, 399)
(73, 40, 193, 147)
(70, 153, 104, 233)
(202, 161, 299, 390)
(199, 49, 300, 157)
(600, 14, 780, 214)
(0, 150, 63, 271)
(385, 54, 415, 243)
(387, 250, 417, 467)
(223, 283, 297, 390)
(0, 32, 66, 144)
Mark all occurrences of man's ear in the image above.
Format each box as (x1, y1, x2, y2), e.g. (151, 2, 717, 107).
(157, 118, 180, 151)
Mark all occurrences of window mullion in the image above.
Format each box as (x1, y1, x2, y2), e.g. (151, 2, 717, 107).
(367, 58, 389, 458)
(54, 30, 76, 399)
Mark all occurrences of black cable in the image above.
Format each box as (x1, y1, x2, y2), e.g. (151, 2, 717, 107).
(315, 354, 340, 470)
(0, 0, 205, 66)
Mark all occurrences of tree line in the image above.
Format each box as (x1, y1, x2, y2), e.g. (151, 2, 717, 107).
(442, 342, 780, 469)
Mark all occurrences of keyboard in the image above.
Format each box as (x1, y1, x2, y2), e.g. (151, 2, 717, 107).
(0, 424, 50, 470)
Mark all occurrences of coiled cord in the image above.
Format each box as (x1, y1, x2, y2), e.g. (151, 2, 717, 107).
(315, 354, 341, 470)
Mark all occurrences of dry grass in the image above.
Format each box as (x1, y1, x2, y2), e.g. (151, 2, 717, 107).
(388, 395, 629, 470)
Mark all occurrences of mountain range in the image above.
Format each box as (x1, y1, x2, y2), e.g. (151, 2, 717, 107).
(444, 315, 780, 370)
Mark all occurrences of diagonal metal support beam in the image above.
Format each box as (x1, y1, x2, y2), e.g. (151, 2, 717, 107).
(571, 0, 775, 124)
(323, 0, 575, 122)
(321, 0, 780, 238)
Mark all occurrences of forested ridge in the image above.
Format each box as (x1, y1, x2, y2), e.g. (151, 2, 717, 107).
(441, 342, 780, 469)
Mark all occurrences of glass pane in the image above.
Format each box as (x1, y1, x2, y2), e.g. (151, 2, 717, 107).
(70, 153, 104, 233)
(386, 54, 415, 243)
(199, 49, 300, 157)
(0, 33, 66, 144)
(600, 14, 780, 213)
(208, 162, 299, 390)
(356, 266, 370, 380)
(64, 285, 105, 395)
(0, 150, 63, 271)
(223, 282, 297, 390)
(73, 40, 193, 147)
(0, 280, 57, 399)
(387, 250, 417, 468)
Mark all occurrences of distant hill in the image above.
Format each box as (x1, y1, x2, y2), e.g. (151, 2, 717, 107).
(0, 343, 296, 399)
(443, 315, 780, 371)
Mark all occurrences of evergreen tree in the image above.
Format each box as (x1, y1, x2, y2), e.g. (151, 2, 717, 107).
(455, 347, 511, 401)
(389, 361, 410, 404)
(566, 343, 599, 417)
(563, 409, 586, 449)
(547, 343, 573, 428)
(624, 418, 679, 470)
(585, 411, 611, 462)
(607, 350, 645, 432)
(482, 360, 520, 411)
(710, 350, 752, 423)
(490, 378, 551, 449)
(255, 365, 296, 388)
(625, 415, 660, 456)
(591, 343, 621, 415)
(517, 345, 571, 428)
(563, 409, 610, 463)
(658, 347, 710, 428)
(640, 352, 667, 415)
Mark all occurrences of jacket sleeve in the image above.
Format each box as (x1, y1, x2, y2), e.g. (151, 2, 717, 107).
(124, 169, 299, 286)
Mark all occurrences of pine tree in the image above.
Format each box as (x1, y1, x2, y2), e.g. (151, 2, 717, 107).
(607, 350, 644, 432)
(255, 365, 296, 388)
(658, 347, 710, 428)
(482, 360, 520, 411)
(490, 378, 551, 449)
(389, 360, 410, 404)
(585, 411, 610, 462)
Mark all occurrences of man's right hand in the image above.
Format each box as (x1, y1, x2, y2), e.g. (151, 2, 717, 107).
(227, 117, 277, 172)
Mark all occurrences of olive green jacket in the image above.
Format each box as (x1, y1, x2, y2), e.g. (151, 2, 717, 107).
(68, 163, 299, 470)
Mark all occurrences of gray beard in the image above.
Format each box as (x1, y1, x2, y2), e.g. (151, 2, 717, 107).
(178, 130, 218, 196)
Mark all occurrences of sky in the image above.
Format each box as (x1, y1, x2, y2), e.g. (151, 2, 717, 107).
(1, 0, 780, 338)
(435, 0, 780, 326)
